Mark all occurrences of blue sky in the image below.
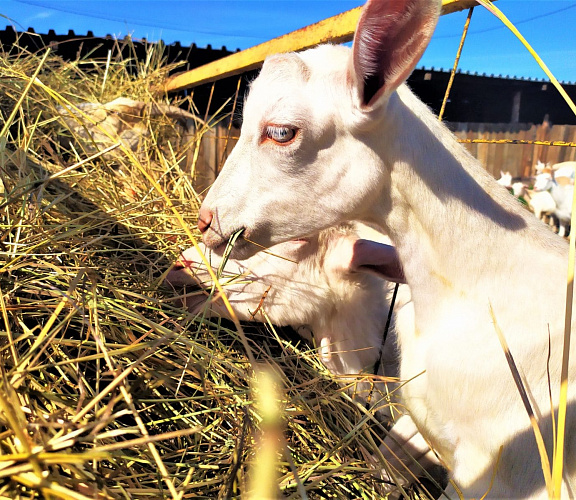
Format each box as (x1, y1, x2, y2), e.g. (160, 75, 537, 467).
(2, 1, 576, 83)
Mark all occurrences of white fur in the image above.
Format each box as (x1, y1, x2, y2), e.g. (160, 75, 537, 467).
(199, 0, 575, 497)
(166, 224, 441, 484)
(534, 172, 573, 237)
(167, 224, 399, 380)
(512, 181, 557, 224)
(553, 161, 576, 184)
(496, 171, 512, 188)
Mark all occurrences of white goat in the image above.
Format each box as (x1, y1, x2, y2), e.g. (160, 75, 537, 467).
(196, 0, 576, 497)
(535, 160, 575, 186)
(534, 172, 574, 237)
(166, 224, 403, 382)
(496, 171, 512, 188)
(165, 224, 441, 486)
(512, 181, 556, 225)
(535, 159, 548, 175)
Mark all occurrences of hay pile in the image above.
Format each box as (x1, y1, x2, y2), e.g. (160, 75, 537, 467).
(0, 37, 431, 499)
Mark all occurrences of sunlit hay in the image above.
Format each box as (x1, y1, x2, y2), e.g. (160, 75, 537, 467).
(0, 35, 436, 499)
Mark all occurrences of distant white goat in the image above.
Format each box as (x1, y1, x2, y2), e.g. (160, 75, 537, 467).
(535, 160, 575, 185)
(535, 159, 549, 174)
(496, 171, 512, 188)
(58, 97, 199, 160)
(196, 0, 576, 497)
(165, 224, 441, 486)
(533, 172, 574, 237)
(512, 181, 556, 224)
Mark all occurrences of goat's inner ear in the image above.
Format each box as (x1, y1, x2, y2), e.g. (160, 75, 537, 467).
(350, 239, 406, 284)
(363, 74, 385, 107)
(351, 0, 441, 109)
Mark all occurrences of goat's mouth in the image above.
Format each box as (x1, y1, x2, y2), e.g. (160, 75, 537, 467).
(203, 226, 244, 251)
(207, 227, 265, 260)
(211, 240, 229, 255)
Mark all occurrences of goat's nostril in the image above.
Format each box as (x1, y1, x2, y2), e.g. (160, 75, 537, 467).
(197, 208, 213, 234)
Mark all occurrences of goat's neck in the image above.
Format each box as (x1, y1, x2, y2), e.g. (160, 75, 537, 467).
(370, 87, 557, 299)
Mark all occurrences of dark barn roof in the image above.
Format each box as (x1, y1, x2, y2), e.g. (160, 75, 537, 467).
(409, 67, 576, 126)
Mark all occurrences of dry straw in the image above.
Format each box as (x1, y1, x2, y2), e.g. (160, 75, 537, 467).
(0, 34, 432, 499)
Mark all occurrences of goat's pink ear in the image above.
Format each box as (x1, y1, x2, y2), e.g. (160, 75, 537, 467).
(351, 0, 441, 108)
(350, 239, 406, 283)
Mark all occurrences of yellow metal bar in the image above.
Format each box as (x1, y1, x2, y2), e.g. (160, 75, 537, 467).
(458, 139, 576, 147)
(164, 0, 483, 93)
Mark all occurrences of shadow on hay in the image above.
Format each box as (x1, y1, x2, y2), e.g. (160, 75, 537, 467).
(0, 150, 432, 497)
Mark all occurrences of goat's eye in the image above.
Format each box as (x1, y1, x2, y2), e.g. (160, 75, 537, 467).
(264, 125, 297, 144)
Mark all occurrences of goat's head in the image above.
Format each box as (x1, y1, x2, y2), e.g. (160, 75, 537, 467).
(497, 171, 513, 188)
(199, 0, 440, 259)
(533, 172, 554, 192)
(165, 223, 405, 376)
(165, 224, 404, 321)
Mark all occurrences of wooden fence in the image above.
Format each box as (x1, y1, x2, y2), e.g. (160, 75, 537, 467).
(450, 122, 576, 179)
(189, 121, 576, 193)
